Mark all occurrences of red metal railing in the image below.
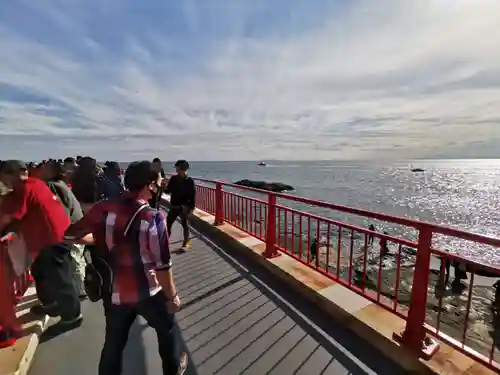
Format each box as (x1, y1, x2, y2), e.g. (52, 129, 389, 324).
(166, 174, 500, 371)
(0, 234, 32, 348)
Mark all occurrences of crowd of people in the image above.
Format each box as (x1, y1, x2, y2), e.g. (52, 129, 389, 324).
(0, 156, 196, 375)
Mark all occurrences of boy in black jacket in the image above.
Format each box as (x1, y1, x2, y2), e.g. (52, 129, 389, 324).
(165, 160, 195, 251)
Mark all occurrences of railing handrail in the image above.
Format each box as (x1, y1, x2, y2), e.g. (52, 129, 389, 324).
(168, 174, 500, 249)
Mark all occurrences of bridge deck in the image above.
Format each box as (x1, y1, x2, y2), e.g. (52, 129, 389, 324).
(28, 220, 410, 375)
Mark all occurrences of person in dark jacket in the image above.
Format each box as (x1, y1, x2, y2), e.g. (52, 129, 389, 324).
(165, 160, 195, 251)
(148, 158, 166, 209)
(71, 157, 103, 213)
(152, 157, 166, 179)
(102, 161, 125, 199)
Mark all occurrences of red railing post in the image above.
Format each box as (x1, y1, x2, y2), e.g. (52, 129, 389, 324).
(214, 182, 224, 226)
(264, 193, 280, 258)
(394, 225, 439, 358)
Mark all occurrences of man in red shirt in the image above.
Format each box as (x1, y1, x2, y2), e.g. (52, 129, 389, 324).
(0, 160, 82, 325)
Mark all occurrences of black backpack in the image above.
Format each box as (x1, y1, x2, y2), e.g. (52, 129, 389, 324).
(83, 203, 148, 302)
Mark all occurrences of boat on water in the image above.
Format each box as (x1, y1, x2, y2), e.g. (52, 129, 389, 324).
(258, 161, 267, 166)
(410, 164, 425, 173)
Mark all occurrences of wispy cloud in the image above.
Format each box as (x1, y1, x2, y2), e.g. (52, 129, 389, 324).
(0, 0, 499, 160)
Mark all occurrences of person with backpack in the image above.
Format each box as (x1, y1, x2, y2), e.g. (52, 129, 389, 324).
(64, 160, 187, 375)
(0, 160, 82, 326)
(41, 160, 87, 298)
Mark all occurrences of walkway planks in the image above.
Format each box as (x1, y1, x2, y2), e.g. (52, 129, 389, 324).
(28, 218, 411, 375)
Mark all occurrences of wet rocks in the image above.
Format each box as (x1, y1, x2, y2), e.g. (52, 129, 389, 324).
(234, 179, 294, 192)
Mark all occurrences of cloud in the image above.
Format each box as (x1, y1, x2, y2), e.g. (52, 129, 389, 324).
(0, 0, 500, 161)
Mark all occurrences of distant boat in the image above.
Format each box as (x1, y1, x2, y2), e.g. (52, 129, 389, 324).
(410, 164, 425, 173)
(258, 161, 267, 166)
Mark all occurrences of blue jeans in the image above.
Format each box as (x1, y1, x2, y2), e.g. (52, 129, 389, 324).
(98, 292, 181, 375)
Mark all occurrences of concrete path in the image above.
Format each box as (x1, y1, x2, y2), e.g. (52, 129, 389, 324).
(28, 216, 411, 375)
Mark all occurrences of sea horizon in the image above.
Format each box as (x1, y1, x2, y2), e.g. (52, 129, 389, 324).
(148, 159, 500, 266)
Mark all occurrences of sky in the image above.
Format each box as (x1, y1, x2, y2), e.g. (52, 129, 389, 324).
(0, 0, 500, 161)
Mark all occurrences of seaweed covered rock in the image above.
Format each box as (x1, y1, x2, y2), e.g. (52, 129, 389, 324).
(234, 179, 294, 192)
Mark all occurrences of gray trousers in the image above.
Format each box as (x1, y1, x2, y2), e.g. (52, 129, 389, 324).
(70, 243, 86, 295)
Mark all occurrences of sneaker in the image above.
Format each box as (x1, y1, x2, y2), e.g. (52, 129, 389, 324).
(180, 240, 190, 252)
(30, 303, 59, 317)
(176, 352, 188, 375)
(58, 313, 83, 326)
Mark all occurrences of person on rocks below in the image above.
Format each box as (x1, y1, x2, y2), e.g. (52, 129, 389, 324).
(0, 160, 82, 326)
(165, 160, 196, 252)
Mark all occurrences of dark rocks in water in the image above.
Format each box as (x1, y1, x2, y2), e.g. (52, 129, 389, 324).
(234, 179, 294, 192)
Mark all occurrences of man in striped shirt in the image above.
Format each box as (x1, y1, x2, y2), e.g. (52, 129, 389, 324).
(65, 161, 187, 375)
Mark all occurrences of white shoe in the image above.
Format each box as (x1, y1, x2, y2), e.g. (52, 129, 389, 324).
(176, 352, 188, 375)
(59, 313, 83, 326)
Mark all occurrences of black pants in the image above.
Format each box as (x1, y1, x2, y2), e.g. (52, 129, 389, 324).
(98, 293, 181, 375)
(30, 243, 81, 319)
(166, 206, 189, 244)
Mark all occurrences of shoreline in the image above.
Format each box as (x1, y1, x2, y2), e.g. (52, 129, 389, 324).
(309, 241, 500, 358)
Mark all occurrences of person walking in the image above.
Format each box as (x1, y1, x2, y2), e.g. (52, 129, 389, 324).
(101, 161, 125, 199)
(148, 157, 166, 209)
(41, 160, 87, 298)
(65, 160, 187, 375)
(165, 160, 195, 252)
(0, 160, 82, 325)
(71, 157, 103, 214)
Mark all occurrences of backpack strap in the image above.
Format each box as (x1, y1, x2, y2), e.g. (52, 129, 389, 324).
(124, 204, 148, 236)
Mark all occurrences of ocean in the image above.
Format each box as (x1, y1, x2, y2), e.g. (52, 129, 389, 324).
(157, 159, 500, 266)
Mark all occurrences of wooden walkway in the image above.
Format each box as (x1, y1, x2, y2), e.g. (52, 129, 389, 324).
(28, 218, 411, 375)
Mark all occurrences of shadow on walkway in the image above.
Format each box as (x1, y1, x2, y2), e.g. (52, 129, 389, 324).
(28, 224, 410, 375)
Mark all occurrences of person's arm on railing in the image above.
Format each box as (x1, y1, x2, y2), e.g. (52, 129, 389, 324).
(148, 210, 180, 313)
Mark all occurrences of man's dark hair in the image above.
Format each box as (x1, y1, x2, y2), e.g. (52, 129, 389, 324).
(174, 160, 189, 170)
(78, 156, 97, 170)
(72, 157, 100, 203)
(104, 161, 121, 175)
(64, 157, 76, 164)
(152, 157, 161, 164)
(124, 161, 158, 193)
(46, 160, 65, 181)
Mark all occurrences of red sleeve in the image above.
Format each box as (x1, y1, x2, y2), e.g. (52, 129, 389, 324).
(65, 202, 102, 238)
(1, 185, 29, 220)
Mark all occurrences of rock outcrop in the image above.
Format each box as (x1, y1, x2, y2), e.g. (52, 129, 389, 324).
(234, 179, 294, 192)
